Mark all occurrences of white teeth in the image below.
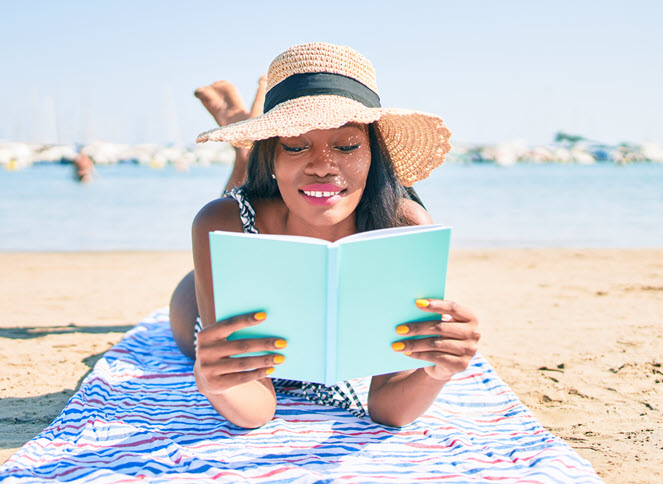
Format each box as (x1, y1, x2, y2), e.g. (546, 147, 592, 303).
(303, 190, 342, 198)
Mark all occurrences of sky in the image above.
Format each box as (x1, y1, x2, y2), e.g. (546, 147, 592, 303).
(1, 0, 662, 146)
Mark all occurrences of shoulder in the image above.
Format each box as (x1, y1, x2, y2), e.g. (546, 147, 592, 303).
(399, 197, 434, 226)
(253, 197, 288, 234)
(193, 197, 244, 235)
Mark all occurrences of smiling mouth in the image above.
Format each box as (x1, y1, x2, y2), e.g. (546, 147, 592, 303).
(298, 188, 347, 206)
(301, 190, 345, 198)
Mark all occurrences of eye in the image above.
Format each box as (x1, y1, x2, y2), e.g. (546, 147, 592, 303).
(335, 144, 360, 152)
(280, 143, 307, 153)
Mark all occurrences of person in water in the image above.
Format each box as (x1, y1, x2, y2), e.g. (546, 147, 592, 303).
(170, 42, 480, 429)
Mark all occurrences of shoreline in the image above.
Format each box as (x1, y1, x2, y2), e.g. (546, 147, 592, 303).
(1, 249, 661, 482)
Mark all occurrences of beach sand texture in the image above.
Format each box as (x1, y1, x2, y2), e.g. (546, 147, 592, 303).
(1, 250, 661, 483)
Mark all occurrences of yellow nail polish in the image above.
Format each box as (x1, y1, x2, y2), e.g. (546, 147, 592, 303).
(265, 367, 275, 375)
(254, 312, 267, 321)
(396, 325, 410, 335)
(274, 339, 287, 349)
(404, 352, 412, 356)
(392, 341, 405, 351)
(273, 354, 285, 364)
(415, 299, 430, 308)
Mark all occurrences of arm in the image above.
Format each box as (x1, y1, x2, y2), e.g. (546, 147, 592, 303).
(367, 200, 481, 427)
(191, 199, 280, 428)
(368, 300, 480, 427)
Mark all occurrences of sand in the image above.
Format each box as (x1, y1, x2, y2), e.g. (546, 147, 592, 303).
(1, 249, 661, 483)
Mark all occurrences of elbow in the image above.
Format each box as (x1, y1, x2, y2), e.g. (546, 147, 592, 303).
(205, 384, 277, 430)
(368, 410, 416, 429)
(216, 399, 276, 429)
(367, 399, 417, 428)
(227, 412, 275, 429)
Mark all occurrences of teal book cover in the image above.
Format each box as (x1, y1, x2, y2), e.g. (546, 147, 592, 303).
(209, 225, 451, 386)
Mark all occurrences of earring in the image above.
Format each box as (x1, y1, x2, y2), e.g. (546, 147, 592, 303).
(271, 173, 276, 179)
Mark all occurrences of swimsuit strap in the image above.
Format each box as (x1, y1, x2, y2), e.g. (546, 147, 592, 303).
(223, 187, 259, 234)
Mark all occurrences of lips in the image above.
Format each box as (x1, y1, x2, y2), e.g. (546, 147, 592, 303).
(299, 183, 346, 205)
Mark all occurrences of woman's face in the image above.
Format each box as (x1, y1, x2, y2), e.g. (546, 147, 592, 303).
(273, 123, 371, 229)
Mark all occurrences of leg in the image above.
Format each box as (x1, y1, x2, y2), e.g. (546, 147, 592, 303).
(248, 75, 267, 118)
(194, 81, 249, 127)
(169, 77, 269, 358)
(169, 270, 198, 359)
(194, 76, 268, 190)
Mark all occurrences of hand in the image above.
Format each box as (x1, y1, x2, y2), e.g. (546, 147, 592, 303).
(193, 311, 286, 395)
(392, 299, 480, 381)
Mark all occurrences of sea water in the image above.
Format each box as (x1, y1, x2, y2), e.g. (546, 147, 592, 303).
(0, 162, 661, 250)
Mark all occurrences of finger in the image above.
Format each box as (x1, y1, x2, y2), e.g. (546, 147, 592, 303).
(199, 311, 268, 341)
(249, 75, 267, 118)
(407, 351, 472, 369)
(204, 367, 276, 394)
(415, 299, 476, 322)
(392, 336, 476, 357)
(396, 321, 480, 341)
(209, 353, 285, 375)
(199, 336, 288, 359)
(403, 352, 471, 372)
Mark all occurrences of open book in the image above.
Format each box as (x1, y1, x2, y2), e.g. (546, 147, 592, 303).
(209, 224, 451, 386)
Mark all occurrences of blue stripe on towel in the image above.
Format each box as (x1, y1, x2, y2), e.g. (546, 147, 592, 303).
(0, 308, 601, 483)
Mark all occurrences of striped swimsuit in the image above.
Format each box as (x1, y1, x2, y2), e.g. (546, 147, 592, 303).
(194, 187, 367, 418)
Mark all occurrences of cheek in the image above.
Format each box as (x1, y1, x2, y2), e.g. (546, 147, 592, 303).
(344, 152, 371, 188)
(273, 155, 294, 182)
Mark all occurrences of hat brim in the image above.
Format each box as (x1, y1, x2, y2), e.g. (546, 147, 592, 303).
(196, 95, 451, 186)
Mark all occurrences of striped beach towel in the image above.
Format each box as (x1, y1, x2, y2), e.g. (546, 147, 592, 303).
(1, 309, 601, 483)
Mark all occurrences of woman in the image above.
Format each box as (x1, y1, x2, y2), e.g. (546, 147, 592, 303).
(171, 42, 480, 429)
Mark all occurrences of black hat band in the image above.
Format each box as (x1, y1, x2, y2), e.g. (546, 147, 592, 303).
(264, 72, 381, 113)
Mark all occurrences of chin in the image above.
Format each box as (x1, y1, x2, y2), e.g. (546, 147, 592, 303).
(285, 193, 361, 227)
(304, 208, 353, 227)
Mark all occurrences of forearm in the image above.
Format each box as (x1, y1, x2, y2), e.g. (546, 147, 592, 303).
(195, 368, 277, 428)
(368, 368, 448, 427)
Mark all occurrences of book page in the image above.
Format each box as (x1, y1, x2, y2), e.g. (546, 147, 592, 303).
(334, 226, 451, 381)
(209, 232, 330, 383)
(335, 224, 449, 245)
(211, 230, 331, 246)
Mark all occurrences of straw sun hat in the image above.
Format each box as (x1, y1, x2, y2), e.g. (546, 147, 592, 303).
(196, 42, 451, 186)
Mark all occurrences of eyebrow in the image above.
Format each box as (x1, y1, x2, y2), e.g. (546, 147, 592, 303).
(340, 122, 368, 132)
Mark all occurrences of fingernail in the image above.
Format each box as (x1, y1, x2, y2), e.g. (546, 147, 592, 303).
(415, 299, 430, 308)
(254, 312, 267, 321)
(396, 325, 410, 335)
(391, 342, 405, 351)
(274, 339, 287, 349)
(404, 352, 412, 356)
(265, 367, 275, 375)
(273, 354, 285, 364)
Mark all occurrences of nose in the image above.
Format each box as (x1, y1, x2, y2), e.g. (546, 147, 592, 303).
(303, 145, 340, 177)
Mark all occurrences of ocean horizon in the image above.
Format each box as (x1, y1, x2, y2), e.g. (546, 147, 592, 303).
(1, 162, 661, 251)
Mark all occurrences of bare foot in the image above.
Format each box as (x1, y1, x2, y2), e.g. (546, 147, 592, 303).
(249, 75, 267, 118)
(195, 76, 268, 128)
(195, 77, 268, 190)
(194, 80, 250, 127)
